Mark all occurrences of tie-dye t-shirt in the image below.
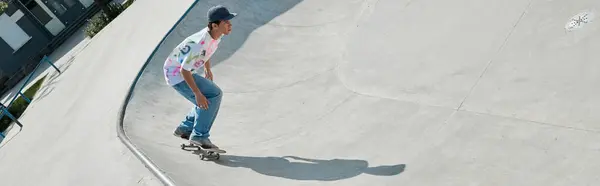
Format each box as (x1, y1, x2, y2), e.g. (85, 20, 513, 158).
(163, 27, 221, 85)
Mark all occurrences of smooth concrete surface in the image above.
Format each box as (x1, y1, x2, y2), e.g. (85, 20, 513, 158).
(117, 0, 600, 185)
(0, 0, 198, 185)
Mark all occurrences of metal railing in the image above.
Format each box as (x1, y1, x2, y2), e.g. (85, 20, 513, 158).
(0, 55, 61, 138)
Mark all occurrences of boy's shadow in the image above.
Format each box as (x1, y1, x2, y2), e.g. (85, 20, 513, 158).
(212, 155, 405, 181)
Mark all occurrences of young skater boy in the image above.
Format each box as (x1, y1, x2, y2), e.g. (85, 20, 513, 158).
(163, 5, 236, 149)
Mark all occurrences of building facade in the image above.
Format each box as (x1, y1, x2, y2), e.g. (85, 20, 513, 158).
(0, 0, 102, 93)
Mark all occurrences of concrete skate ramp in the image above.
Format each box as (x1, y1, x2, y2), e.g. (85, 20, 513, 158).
(123, 0, 600, 185)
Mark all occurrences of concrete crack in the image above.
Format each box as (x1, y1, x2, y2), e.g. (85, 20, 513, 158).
(462, 108, 600, 134)
(456, 0, 534, 111)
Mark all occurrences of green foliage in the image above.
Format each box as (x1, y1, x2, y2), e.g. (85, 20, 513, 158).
(84, 13, 110, 38)
(103, 2, 126, 20)
(123, 0, 135, 8)
(0, 76, 46, 133)
(84, 0, 136, 38)
(0, 1, 8, 15)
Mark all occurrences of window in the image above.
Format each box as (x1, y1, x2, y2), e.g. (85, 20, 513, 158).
(24, 0, 52, 25)
(0, 14, 31, 51)
(48, 1, 66, 15)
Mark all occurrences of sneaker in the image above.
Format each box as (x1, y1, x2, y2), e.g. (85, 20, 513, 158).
(190, 138, 219, 149)
(173, 127, 190, 140)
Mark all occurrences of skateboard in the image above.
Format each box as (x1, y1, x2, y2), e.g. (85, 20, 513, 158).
(180, 142, 226, 160)
(179, 134, 226, 160)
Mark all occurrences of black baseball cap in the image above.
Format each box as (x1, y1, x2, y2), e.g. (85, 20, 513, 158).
(207, 5, 237, 22)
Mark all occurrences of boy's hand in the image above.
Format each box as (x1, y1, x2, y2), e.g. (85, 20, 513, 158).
(195, 93, 209, 110)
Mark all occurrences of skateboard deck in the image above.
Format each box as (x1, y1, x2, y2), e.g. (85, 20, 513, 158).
(179, 136, 226, 160)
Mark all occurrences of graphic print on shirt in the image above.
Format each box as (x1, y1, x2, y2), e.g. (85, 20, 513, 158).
(179, 43, 191, 55)
(163, 27, 221, 85)
(193, 49, 207, 68)
(185, 53, 203, 71)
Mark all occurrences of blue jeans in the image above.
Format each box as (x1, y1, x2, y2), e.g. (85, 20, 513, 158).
(171, 73, 222, 141)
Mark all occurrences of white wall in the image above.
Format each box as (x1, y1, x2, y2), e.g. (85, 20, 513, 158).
(8, 9, 24, 22)
(0, 13, 32, 51)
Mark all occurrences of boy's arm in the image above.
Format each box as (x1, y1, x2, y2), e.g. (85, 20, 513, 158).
(204, 59, 211, 71)
(204, 59, 213, 80)
(179, 43, 203, 94)
(181, 69, 202, 95)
